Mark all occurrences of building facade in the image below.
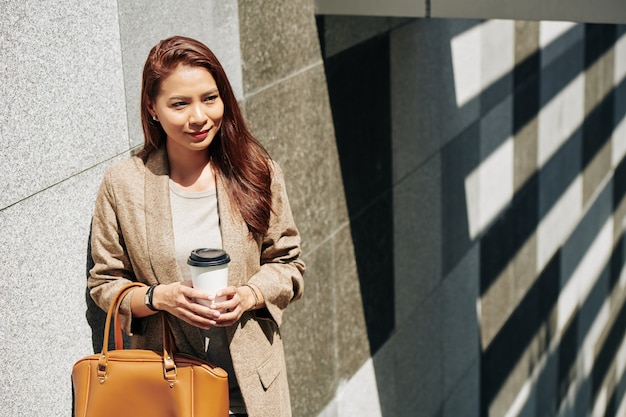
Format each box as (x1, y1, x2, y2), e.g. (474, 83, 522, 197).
(1, 1, 625, 416)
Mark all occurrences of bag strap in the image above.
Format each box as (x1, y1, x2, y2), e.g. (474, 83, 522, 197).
(101, 282, 144, 354)
(97, 282, 179, 386)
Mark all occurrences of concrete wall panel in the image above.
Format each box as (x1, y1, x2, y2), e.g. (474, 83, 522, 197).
(0, 156, 124, 415)
(0, 0, 127, 209)
(320, 14, 626, 417)
(394, 154, 442, 325)
(391, 19, 481, 181)
(238, 0, 321, 94)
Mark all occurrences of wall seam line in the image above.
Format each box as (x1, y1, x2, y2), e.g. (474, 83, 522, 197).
(0, 151, 130, 212)
(243, 60, 324, 100)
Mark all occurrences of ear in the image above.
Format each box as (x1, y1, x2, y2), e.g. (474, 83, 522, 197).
(146, 100, 157, 120)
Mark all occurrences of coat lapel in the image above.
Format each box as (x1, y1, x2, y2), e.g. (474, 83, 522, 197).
(144, 148, 183, 285)
(215, 173, 252, 344)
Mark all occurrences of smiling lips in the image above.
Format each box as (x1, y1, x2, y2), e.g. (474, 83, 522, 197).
(188, 129, 210, 140)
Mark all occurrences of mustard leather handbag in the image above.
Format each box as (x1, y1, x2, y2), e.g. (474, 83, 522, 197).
(72, 282, 229, 417)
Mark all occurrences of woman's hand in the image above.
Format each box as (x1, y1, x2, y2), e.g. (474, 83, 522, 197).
(132, 281, 264, 329)
(209, 285, 259, 327)
(151, 280, 221, 330)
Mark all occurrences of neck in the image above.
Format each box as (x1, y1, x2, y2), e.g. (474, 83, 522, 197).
(166, 143, 215, 191)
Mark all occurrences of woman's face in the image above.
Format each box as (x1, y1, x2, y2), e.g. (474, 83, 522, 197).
(150, 64, 224, 154)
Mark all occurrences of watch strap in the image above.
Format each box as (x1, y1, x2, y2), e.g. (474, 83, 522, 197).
(144, 285, 159, 311)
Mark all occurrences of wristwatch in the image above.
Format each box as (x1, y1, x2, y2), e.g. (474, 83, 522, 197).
(144, 285, 159, 311)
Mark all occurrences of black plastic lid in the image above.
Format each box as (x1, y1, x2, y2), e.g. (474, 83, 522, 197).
(187, 248, 231, 267)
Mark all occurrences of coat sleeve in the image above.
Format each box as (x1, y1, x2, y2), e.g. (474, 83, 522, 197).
(87, 167, 140, 335)
(247, 162, 305, 327)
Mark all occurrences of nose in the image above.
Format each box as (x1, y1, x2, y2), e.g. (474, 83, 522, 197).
(189, 104, 208, 125)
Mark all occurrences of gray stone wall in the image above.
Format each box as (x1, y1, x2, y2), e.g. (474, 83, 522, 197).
(317, 16, 626, 417)
(2, 1, 626, 416)
(0, 1, 252, 416)
(1, 1, 346, 416)
(235, 1, 358, 415)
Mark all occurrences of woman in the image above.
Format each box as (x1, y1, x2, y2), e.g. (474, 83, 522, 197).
(88, 36, 305, 417)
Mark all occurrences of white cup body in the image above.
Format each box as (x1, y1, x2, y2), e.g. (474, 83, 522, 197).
(189, 264, 228, 305)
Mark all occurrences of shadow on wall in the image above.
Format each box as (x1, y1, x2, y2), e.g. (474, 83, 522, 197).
(318, 27, 395, 355)
(319, 16, 626, 417)
(477, 24, 626, 417)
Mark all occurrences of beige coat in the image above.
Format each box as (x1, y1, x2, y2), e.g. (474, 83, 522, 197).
(88, 148, 305, 417)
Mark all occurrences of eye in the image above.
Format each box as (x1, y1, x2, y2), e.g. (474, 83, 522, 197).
(171, 101, 187, 108)
(204, 95, 219, 103)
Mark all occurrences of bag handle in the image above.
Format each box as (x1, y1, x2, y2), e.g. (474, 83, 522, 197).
(97, 282, 178, 386)
(111, 282, 144, 351)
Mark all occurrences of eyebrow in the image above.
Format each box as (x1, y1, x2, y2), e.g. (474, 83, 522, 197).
(166, 88, 219, 101)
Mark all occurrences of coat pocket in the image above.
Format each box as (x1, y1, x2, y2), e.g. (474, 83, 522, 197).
(257, 351, 281, 390)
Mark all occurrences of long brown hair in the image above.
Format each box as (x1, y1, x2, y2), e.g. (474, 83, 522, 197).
(138, 36, 272, 239)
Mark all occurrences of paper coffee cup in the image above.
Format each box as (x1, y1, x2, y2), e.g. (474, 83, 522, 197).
(187, 248, 230, 306)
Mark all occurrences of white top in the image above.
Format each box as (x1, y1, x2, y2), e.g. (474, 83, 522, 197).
(169, 180, 245, 414)
(169, 180, 222, 278)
